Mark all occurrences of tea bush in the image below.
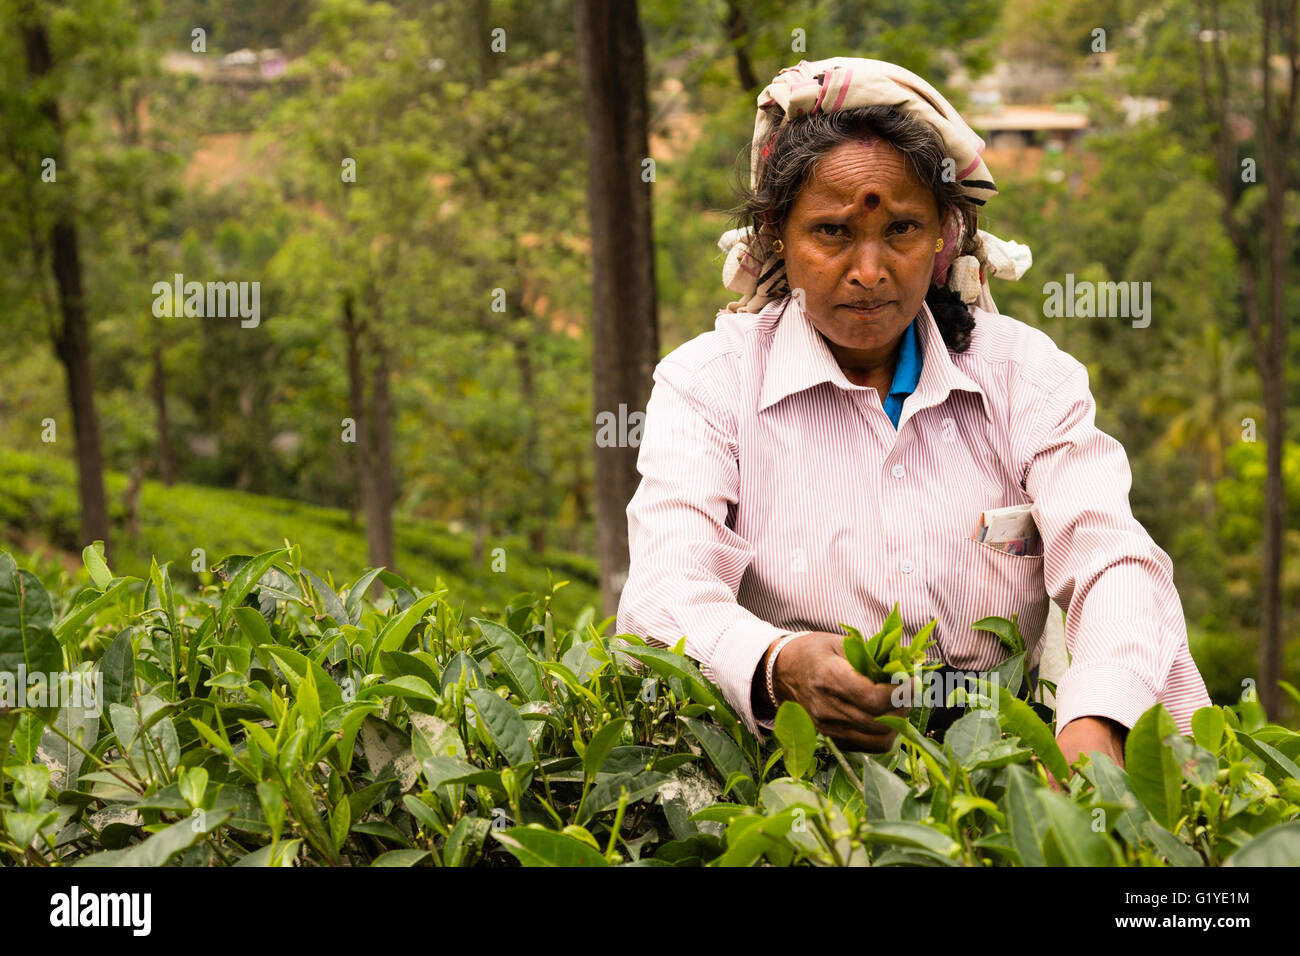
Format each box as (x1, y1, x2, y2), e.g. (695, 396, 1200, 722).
(0, 447, 600, 620)
(1, 543, 1297, 867)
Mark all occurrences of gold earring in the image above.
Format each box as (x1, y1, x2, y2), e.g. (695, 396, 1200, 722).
(935, 237, 944, 252)
(772, 238, 784, 254)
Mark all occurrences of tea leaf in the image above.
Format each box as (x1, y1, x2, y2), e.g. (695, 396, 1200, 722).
(1124, 704, 1182, 831)
(443, 815, 491, 866)
(474, 618, 545, 701)
(842, 629, 881, 680)
(1037, 788, 1116, 866)
(1191, 706, 1226, 754)
(260, 645, 344, 712)
(36, 695, 98, 791)
(217, 549, 287, 630)
(1224, 821, 1300, 867)
(1140, 818, 1204, 867)
(361, 715, 419, 791)
(713, 807, 800, 867)
(680, 716, 756, 804)
(74, 807, 235, 867)
(440, 651, 486, 694)
(972, 677, 1068, 784)
(1004, 764, 1048, 867)
(469, 687, 534, 766)
(377, 593, 440, 655)
(971, 615, 1024, 655)
(82, 542, 113, 590)
(0, 553, 62, 677)
(690, 804, 753, 824)
(494, 825, 611, 866)
(233, 605, 273, 648)
(56, 578, 131, 643)
(773, 701, 817, 780)
(945, 711, 1001, 765)
(862, 758, 909, 821)
(303, 569, 347, 626)
(329, 792, 352, 852)
(624, 646, 741, 734)
(286, 774, 338, 865)
(1236, 733, 1300, 787)
(99, 627, 136, 706)
(583, 718, 629, 780)
(579, 770, 669, 824)
(373, 849, 430, 866)
(359, 675, 440, 703)
(861, 821, 961, 863)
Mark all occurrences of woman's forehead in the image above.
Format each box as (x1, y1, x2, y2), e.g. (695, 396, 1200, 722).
(801, 140, 932, 210)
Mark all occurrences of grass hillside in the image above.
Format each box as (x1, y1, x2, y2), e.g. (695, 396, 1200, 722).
(0, 448, 601, 620)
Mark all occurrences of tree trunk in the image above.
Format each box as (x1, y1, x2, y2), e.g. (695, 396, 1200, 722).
(569, 458, 587, 552)
(369, 326, 396, 573)
(574, 0, 661, 617)
(472, 0, 495, 84)
(723, 0, 761, 92)
(1256, 0, 1292, 717)
(473, 481, 487, 567)
(508, 300, 547, 555)
(343, 291, 387, 586)
(20, 8, 111, 560)
(151, 330, 175, 485)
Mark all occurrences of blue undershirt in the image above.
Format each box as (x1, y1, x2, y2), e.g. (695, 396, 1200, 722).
(882, 316, 923, 429)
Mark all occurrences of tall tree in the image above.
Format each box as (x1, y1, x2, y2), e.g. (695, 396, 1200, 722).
(1192, 0, 1296, 717)
(11, 0, 110, 557)
(574, 0, 661, 616)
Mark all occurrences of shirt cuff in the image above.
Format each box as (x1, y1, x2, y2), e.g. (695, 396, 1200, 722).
(710, 619, 801, 737)
(1053, 662, 1159, 736)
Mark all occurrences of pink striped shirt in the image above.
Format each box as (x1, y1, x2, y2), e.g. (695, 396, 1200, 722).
(616, 292, 1211, 738)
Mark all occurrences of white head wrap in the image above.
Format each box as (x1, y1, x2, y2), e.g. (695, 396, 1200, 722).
(718, 57, 1032, 315)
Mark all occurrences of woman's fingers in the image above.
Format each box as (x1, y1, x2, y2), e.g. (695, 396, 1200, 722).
(824, 654, 911, 717)
(825, 725, 899, 753)
(783, 631, 913, 750)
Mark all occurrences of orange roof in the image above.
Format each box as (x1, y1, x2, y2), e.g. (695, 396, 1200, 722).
(967, 106, 1089, 132)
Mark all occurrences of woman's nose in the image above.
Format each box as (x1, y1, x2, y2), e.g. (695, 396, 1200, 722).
(845, 238, 889, 288)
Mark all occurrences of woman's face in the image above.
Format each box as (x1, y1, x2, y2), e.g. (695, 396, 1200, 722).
(776, 138, 942, 368)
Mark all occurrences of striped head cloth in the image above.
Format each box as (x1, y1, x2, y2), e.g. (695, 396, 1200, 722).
(718, 57, 1032, 314)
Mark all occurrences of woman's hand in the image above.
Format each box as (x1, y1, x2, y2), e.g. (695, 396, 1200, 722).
(1050, 715, 1128, 791)
(770, 631, 911, 752)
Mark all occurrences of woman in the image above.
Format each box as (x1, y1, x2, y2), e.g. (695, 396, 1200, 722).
(616, 57, 1211, 775)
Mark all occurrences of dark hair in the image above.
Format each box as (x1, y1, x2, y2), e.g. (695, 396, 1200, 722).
(733, 105, 978, 352)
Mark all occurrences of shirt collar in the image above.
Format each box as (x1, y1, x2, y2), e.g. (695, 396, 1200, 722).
(758, 292, 990, 424)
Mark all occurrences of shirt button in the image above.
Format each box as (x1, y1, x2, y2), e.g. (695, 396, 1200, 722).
(892, 464, 905, 479)
(901, 559, 914, 573)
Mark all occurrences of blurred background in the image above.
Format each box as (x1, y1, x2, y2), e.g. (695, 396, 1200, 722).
(0, 0, 1296, 718)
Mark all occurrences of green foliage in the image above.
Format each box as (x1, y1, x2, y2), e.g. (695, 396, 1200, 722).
(0, 447, 598, 623)
(1, 544, 1297, 867)
(841, 602, 942, 683)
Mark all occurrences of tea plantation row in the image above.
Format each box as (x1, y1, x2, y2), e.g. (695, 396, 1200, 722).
(1, 544, 1297, 866)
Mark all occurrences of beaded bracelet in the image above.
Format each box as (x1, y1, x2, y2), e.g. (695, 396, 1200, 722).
(765, 631, 811, 711)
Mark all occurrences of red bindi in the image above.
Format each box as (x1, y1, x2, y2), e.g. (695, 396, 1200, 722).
(863, 192, 880, 211)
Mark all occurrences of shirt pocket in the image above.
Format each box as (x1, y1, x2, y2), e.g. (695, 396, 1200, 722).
(941, 538, 1049, 672)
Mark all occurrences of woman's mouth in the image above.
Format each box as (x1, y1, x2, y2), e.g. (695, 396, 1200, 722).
(839, 301, 894, 316)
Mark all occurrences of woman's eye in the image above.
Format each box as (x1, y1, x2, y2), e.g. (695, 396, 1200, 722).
(816, 223, 845, 236)
(892, 221, 919, 235)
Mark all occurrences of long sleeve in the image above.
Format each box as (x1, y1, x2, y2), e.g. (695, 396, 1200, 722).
(616, 354, 797, 736)
(1022, 364, 1210, 735)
